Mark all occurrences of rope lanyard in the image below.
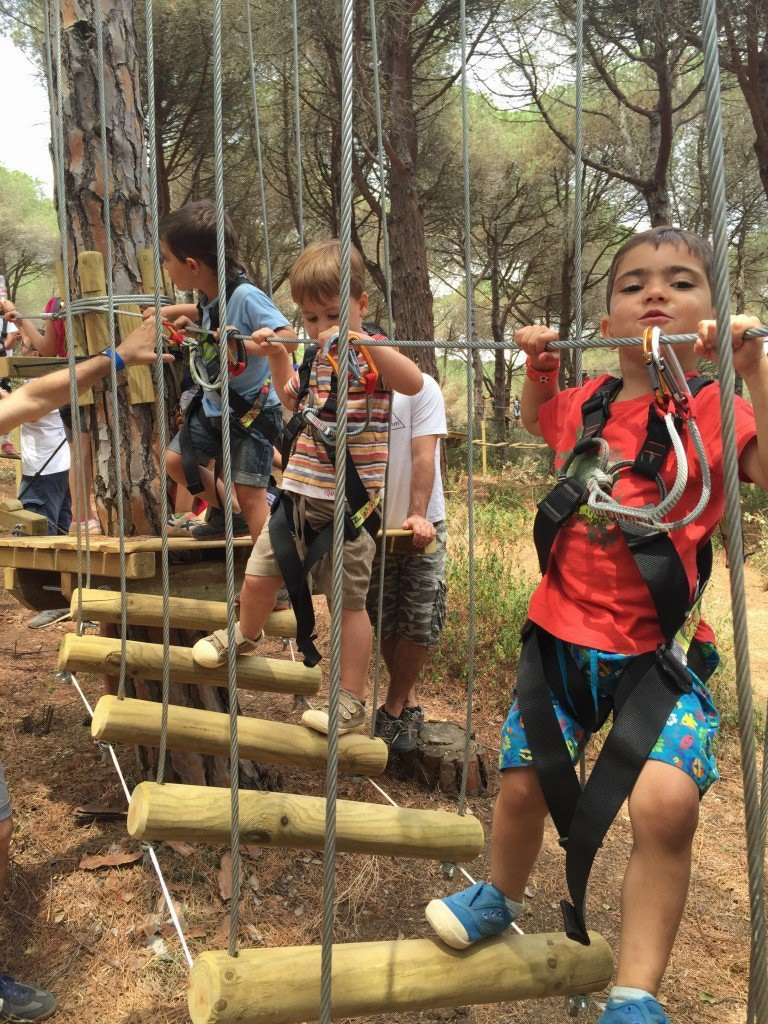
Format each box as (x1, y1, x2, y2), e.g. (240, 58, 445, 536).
(698, 0, 768, 1018)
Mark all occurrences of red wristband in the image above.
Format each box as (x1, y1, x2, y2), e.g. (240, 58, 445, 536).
(525, 356, 559, 384)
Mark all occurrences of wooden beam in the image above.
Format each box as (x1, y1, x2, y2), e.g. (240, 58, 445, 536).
(0, 542, 154, 578)
(187, 931, 613, 1024)
(0, 355, 72, 379)
(92, 696, 388, 776)
(128, 781, 484, 860)
(57, 634, 320, 696)
(0, 500, 49, 536)
(70, 588, 296, 638)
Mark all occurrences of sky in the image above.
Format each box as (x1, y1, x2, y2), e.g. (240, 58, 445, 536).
(0, 35, 54, 196)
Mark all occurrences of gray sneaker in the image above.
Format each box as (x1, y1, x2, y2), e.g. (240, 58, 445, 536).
(0, 973, 56, 1021)
(400, 704, 425, 735)
(27, 608, 70, 629)
(302, 690, 366, 735)
(191, 507, 250, 540)
(374, 705, 417, 753)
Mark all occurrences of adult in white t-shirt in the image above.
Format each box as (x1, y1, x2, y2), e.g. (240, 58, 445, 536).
(366, 373, 447, 752)
(17, 364, 72, 536)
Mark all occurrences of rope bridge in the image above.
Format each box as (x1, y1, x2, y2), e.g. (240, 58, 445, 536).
(3, 0, 762, 1021)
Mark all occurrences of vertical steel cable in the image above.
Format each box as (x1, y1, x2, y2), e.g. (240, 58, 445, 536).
(368, 0, 396, 732)
(143, 0, 173, 777)
(50, 0, 88, 632)
(245, 0, 274, 297)
(291, 0, 305, 249)
(457, 0, 477, 817)
(95, 0, 128, 698)
(572, 0, 584, 389)
(211, 0, 243, 960)
(320, 0, 354, 1016)
(698, 0, 768, 1018)
(574, 0, 585, 788)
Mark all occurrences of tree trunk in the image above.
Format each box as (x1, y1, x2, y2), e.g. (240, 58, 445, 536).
(489, 243, 509, 446)
(558, 239, 576, 389)
(51, 0, 264, 790)
(382, 3, 437, 379)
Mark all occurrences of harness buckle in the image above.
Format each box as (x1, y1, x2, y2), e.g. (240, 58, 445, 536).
(537, 476, 589, 526)
(656, 642, 693, 694)
(349, 494, 381, 530)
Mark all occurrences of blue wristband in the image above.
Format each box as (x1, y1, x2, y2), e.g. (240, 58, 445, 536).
(102, 348, 125, 371)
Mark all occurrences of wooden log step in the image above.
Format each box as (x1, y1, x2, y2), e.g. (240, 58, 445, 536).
(0, 500, 49, 536)
(70, 588, 296, 639)
(57, 634, 320, 696)
(187, 930, 613, 1024)
(92, 695, 388, 776)
(127, 781, 484, 861)
(0, 541, 154, 578)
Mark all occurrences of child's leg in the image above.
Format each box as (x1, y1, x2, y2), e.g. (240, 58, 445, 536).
(337, 606, 372, 701)
(239, 572, 283, 639)
(616, 759, 699, 994)
(490, 766, 548, 903)
(166, 449, 241, 514)
(234, 482, 268, 545)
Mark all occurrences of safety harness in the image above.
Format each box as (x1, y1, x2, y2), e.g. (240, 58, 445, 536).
(517, 330, 714, 946)
(269, 333, 385, 667)
(176, 275, 281, 502)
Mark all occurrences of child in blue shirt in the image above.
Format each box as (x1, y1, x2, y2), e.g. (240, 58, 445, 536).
(161, 200, 296, 542)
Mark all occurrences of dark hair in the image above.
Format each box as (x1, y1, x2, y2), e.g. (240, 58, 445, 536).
(605, 226, 713, 311)
(159, 200, 243, 281)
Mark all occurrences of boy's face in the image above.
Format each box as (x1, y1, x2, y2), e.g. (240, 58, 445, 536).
(160, 241, 198, 291)
(602, 242, 715, 348)
(299, 292, 369, 341)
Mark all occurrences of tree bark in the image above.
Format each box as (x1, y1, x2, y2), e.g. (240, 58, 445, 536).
(51, 0, 264, 791)
(382, 3, 437, 378)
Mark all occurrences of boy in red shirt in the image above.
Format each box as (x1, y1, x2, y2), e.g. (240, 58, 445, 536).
(426, 227, 768, 1024)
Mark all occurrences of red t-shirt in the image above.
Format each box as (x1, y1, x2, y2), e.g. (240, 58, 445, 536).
(45, 297, 66, 357)
(527, 374, 757, 655)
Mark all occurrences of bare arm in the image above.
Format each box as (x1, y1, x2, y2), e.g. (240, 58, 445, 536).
(515, 324, 561, 437)
(1, 301, 58, 357)
(0, 320, 169, 435)
(402, 435, 438, 547)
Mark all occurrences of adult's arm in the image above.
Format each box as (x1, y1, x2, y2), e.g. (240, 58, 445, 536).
(0, 320, 168, 435)
(402, 434, 438, 548)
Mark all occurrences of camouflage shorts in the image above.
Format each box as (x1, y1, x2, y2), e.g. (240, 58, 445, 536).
(366, 521, 446, 645)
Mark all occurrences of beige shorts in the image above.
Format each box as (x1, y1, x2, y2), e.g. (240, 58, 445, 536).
(246, 492, 377, 611)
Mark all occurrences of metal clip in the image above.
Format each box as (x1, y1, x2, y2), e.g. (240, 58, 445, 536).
(565, 994, 591, 1017)
(643, 326, 692, 416)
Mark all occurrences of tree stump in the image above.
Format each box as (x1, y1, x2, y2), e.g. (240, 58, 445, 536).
(386, 721, 489, 798)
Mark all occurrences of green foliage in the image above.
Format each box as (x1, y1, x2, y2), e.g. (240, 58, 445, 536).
(0, 164, 58, 300)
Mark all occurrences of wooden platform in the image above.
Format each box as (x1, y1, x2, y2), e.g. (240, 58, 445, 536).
(0, 355, 71, 379)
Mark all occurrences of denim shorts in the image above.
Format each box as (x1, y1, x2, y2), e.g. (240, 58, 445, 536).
(0, 757, 11, 821)
(500, 639, 721, 795)
(366, 521, 447, 645)
(169, 403, 282, 488)
(20, 469, 72, 535)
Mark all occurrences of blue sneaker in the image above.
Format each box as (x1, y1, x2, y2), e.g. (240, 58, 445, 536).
(425, 881, 514, 949)
(598, 996, 670, 1023)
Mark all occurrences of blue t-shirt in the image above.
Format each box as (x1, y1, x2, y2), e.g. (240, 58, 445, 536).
(200, 282, 290, 417)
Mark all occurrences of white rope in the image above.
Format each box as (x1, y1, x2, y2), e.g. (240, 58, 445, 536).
(64, 670, 194, 968)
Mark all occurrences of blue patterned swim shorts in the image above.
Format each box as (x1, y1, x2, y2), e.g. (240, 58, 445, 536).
(500, 639, 720, 795)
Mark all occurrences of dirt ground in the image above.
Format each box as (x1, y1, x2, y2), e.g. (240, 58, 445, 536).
(0, 464, 762, 1024)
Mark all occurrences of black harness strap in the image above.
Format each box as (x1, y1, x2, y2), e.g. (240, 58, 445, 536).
(178, 275, 283, 502)
(268, 343, 382, 667)
(520, 373, 715, 945)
